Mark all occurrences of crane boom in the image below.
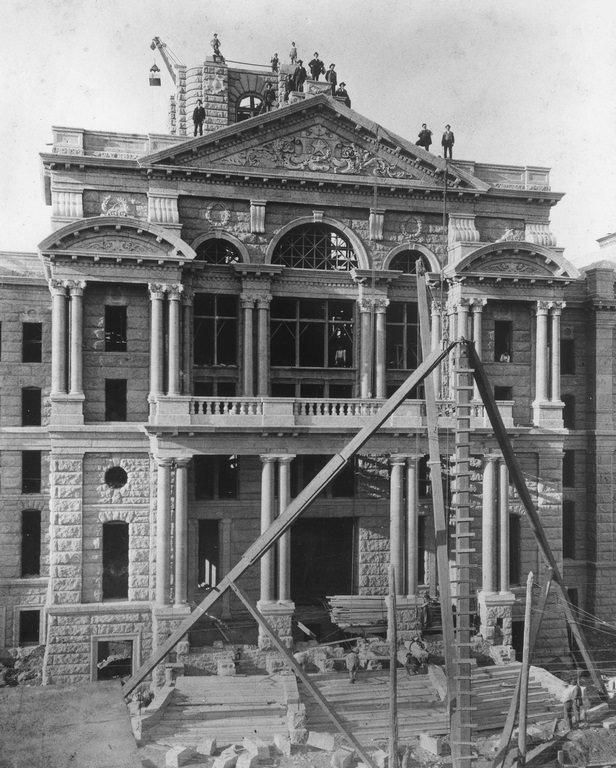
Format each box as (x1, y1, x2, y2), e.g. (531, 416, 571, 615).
(150, 36, 182, 85)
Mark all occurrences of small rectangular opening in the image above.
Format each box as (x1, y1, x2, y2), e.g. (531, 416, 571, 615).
(22, 450, 42, 494)
(563, 500, 576, 559)
(21, 510, 41, 576)
(494, 320, 513, 362)
(563, 450, 575, 487)
(105, 306, 127, 352)
(22, 323, 43, 363)
(21, 387, 42, 426)
(198, 520, 220, 587)
(19, 609, 40, 645)
(96, 639, 133, 681)
(561, 338, 575, 375)
(104, 379, 127, 421)
(494, 385, 512, 400)
(102, 521, 129, 599)
(562, 394, 575, 429)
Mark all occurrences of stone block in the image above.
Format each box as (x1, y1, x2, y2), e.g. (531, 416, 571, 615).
(586, 702, 609, 722)
(165, 746, 194, 767)
(307, 731, 336, 751)
(290, 728, 308, 745)
(273, 733, 291, 756)
(373, 749, 389, 768)
(418, 733, 446, 756)
(603, 715, 616, 730)
(242, 737, 270, 759)
(217, 658, 236, 676)
(236, 753, 259, 768)
(331, 748, 355, 768)
(213, 751, 239, 768)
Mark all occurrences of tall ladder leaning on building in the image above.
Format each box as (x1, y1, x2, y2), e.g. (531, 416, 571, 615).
(122, 267, 607, 768)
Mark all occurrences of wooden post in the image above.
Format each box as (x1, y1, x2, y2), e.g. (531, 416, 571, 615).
(518, 571, 534, 767)
(389, 565, 398, 768)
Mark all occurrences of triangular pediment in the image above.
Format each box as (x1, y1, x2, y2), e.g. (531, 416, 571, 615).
(139, 96, 483, 190)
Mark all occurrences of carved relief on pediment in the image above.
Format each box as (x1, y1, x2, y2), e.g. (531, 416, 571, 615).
(473, 256, 552, 275)
(64, 234, 167, 257)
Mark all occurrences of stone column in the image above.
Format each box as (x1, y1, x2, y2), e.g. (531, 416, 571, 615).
(482, 455, 498, 594)
(220, 519, 232, 619)
(259, 456, 276, 604)
(471, 299, 486, 400)
(256, 296, 271, 396)
(50, 280, 68, 395)
(277, 456, 294, 603)
(390, 456, 405, 595)
(149, 284, 166, 397)
(182, 290, 193, 394)
(241, 295, 255, 396)
(156, 458, 173, 606)
(431, 301, 443, 398)
(406, 455, 420, 595)
(498, 458, 510, 594)
(457, 299, 470, 340)
(174, 459, 190, 606)
(359, 299, 373, 399)
(167, 285, 183, 396)
(67, 281, 85, 395)
(534, 301, 550, 403)
(374, 299, 389, 399)
(550, 303, 565, 402)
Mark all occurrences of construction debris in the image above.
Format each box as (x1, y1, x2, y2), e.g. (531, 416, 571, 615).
(165, 746, 195, 768)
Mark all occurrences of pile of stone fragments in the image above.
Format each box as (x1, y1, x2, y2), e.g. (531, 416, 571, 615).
(0, 645, 44, 686)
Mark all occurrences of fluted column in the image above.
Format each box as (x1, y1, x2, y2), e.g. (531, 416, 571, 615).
(550, 303, 565, 402)
(241, 295, 255, 396)
(359, 299, 373, 398)
(156, 458, 173, 606)
(259, 456, 276, 603)
(406, 455, 420, 595)
(430, 301, 443, 398)
(50, 280, 68, 395)
(278, 456, 294, 602)
(390, 456, 405, 595)
(182, 290, 193, 394)
(534, 301, 550, 403)
(149, 284, 166, 397)
(457, 299, 470, 340)
(168, 285, 183, 396)
(256, 296, 271, 396)
(482, 455, 498, 594)
(471, 299, 486, 399)
(174, 459, 190, 606)
(498, 458, 510, 594)
(66, 280, 85, 395)
(374, 299, 388, 399)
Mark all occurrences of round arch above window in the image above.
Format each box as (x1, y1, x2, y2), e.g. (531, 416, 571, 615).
(385, 245, 439, 274)
(236, 93, 263, 122)
(195, 239, 242, 265)
(272, 223, 359, 271)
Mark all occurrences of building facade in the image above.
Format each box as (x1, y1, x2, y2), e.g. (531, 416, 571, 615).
(0, 53, 612, 685)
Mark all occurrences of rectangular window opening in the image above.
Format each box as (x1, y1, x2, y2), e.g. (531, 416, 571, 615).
(102, 521, 129, 600)
(21, 387, 42, 426)
(509, 514, 521, 586)
(21, 510, 41, 577)
(104, 379, 127, 421)
(22, 322, 43, 362)
(193, 455, 239, 500)
(563, 500, 576, 559)
(561, 338, 575, 375)
(494, 320, 513, 362)
(105, 306, 127, 352)
(19, 609, 40, 645)
(198, 520, 220, 588)
(563, 450, 575, 487)
(22, 450, 42, 494)
(96, 639, 133, 681)
(494, 385, 513, 401)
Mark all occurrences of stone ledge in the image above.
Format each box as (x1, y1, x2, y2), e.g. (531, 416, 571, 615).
(48, 601, 152, 615)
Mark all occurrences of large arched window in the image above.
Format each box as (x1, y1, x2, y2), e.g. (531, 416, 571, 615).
(236, 93, 262, 121)
(196, 239, 241, 265)
(389, 249, 432, 274)
(272, 224, 358, 271)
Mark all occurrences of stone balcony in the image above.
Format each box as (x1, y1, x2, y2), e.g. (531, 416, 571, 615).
(149, 396, 515, 430)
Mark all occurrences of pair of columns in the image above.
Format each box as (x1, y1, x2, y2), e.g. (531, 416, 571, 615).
(50, 279, 86, 396)
(155, 457, 190, 606)
(481, 455, 511, 594)
(534, 300, 565, 404)
(389, 455, 423, 595)
(240, 294, 271, 396)
(359, 298, 389, 399)
(259, 455, 295, 604)
(149, 283, 184, 397)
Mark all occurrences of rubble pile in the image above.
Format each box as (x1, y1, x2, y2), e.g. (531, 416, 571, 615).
(0, 645, 44, 686)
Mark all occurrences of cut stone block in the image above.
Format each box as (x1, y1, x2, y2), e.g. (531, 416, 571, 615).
(197, 737, 218, 756)
(331, 748, 355, 768)
(306, 731, 336, 751)
(290, 728, 308, 745)
(242, 737, 270, 759)
(603, 715, 616, 730)
(587, 702, 609, 722)
(213, 751, 239, 768)
(236, 752, 259, 768)
(165, 746, 194, 768)
(419, 733, 446, 756)
(274, 733, 292, 756)
(373, 749, 389, 768)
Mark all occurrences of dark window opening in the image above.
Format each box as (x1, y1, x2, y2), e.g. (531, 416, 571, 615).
(386, 302, 419, 370)
(291, 455, 356, 498)
(105, 466, 127, 489)
(563, 500, 576, 559)
(494, 386, 513, 401)
(271, 382, 296, 398)
(193, 294, 238, 367)
(193, 380, 237, 396)
(21, 387, 42, 426)
(418, 455, 430, 498)
(272, 224, 358, 271)
(198, 520, 220, 587)
(562, 394, 575, 429)
(193, 455, 239, 500)
(105, 306, 127, 352)
(22, 322, 42, 362)
(563, 450, 575, 488)
(418, 515, 426, 585)
(104, 379, 127, 421)
(561, 338, 575, 375)
(22, 450, 41, 494)
(509, 514, 521, 586)
(236, 93, 263, 121)
(195, 240, 241, 264)
(96, 639, 133, 681)
(19, 610, 40, 645)
(102, 521, 129, 600)
(21, 509, 41, 577)
(494, 320, 513, 362)
(389, 250, 432, 274)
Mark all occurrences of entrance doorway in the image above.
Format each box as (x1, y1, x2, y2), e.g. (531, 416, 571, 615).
(291, 517, 356, 605)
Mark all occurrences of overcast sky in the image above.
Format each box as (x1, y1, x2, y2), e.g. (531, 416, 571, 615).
(1, 0, 614, 264)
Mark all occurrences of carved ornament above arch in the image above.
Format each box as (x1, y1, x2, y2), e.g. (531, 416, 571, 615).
(447, 241, 580, 280)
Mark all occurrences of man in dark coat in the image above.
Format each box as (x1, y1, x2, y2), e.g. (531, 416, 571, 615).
(193, 99, 206, 136)
(335, 83, 351, 108)
(293, 60, 307, 92)
(308, 53, 325, 80)
(325, 63, 337, 95)
(260, 82, 276, 113)
(416, 123, 433, 151)
(441, 124, 455, 158)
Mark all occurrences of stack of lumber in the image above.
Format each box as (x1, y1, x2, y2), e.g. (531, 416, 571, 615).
(327, 595, 388, 630)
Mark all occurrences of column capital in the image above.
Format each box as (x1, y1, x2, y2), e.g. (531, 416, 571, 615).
(470, 297, 487, 311)
(390, 454, 407, 466)
(65, 279, 87, 296)
(154, 456, 174, 468)
(49, 279, 67, 296)
(256, 294, 272, 309)
(550, 301, 566, 315)
(373, 297, 390, 313)
(358, 297, 373, 313)
(431, 299, 444, 315)
(483, 453, 500, 465)
(148, 283, 167, 300)
(405, 453, 424, 463)
(277, 454, 296, 465)
(174, 457, 191, 468)
(457, 298, 472, 309)
(167, 284, 184, 301)
(259, 454, 278, 464)
(536, 300, 551, 314)
(240, 293, 257, 308)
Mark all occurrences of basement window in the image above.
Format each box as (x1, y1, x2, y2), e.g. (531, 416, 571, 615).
(21, 387, 42, 426)
(19, 609, 40, 645)
(494, 386, 512, 401)
(21, 510, 41, 577)
(102, 521, 129, 600)
(96, 639, 133, 681)
(104, 379, 127, 421)
(104, 306, 127, 352)
(22, 450, 41, 494)
(494, 321, 512, 362)
(22, 322, 43, 362)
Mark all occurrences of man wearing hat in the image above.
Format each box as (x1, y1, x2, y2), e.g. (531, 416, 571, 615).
(261, 82, 276, 113)
(309, 52, 325, 81)
(325, 63, 337, 95)
(335, 82, 351, 108)
(192, 99, 206, 136)
(293, 59, 307, 92)
(441, 124, 455, 158)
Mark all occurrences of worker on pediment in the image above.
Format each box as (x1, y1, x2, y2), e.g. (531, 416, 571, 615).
(442, 124, 455, 159)
(193, 99, 205, 136)
(309, 53, 325, 80)
(335, 82, 351, 108)
(293, 60, 307, 92)
(416, 123, 433, 151)
(261, 82, 276, 113)
(325, 63, 337, 95)
(211, 33, 224, 63)
(271, 53, 279, 72)
(290, 41, 298, 64)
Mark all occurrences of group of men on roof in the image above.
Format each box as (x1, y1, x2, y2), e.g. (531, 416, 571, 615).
(417, 122, 455, 158)
(269, 44, 351, 108)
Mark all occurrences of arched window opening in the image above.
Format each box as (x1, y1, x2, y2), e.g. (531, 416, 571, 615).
(389, 249, 432, 274)
(272, 224, 358, 271)
(236, 93, 262, 122)
(195, 239, 241, 265)
(102, 521, 129, 600)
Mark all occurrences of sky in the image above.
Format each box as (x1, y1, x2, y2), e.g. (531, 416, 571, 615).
(1, 0, 615, 264)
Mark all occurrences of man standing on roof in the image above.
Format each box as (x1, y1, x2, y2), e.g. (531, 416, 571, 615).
(416, 123, 432, 151)
(290, 41, 298, 65)
(335, 82, 351, 108)
(260, 82, 276, 113)
(441, 124, 455, 159)
(192, 99, 205, 136)
(293, 60, 307, 92)
(210, 33, 224, 63)
(271, 53, 279, 72)
(325, 63, 337, 95)
(309, 53, 325, 80)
